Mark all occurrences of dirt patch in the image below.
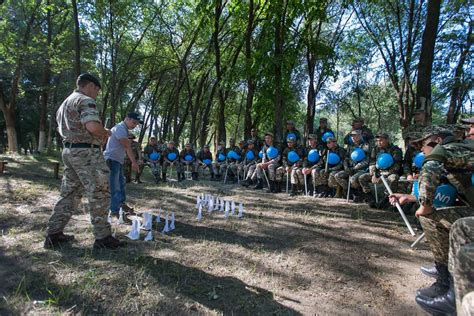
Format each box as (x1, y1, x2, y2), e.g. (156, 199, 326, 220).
(0, 162, 432, 314)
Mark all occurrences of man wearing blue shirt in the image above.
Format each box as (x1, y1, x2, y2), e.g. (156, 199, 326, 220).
(104, 112, 143, 220)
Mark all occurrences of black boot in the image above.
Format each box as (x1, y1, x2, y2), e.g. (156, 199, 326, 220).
(274, 181, 282, 193)
(420, 265, 439, 279)
(416, 275, 455, 315)
(317, 185, 330, 198)
(253, 178, 264, 189)
(313, 185, 321, 197)
(162, 172, 167, 182)
(192, 172, 198, 181)
(44, 232, 75, 249)
(290, 184, 297, 196)
(211, 172, 215, 180)
(416, 263, 450, 298)
(266, 180, 275, 193)
(241, 179, 250, 187)
(93, 235, 125, 250)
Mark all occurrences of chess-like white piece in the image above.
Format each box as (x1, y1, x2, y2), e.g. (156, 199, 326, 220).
(144, 230, 153, 241)
(214, 197, 220, 211)
(118, 207, 125, 224)
(224, 202, 229, 218)
(238, 203, 244, 218)
(156, 209, 162, 223)
(197, 204, 202, 221)
(107, 211, 113, 224)
(196, 196, 201, 209)
(170, 212, 176, 230)
(141, 212, 153, 230)
(231, 201, 236, 215)
(162, 213, 170, 233)
(126, 219, 140, 240)
(220, 199, 224, 212)
(208, 198, 214, 213)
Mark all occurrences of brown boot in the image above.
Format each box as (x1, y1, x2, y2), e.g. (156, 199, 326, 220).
(44, 232, 75, 249)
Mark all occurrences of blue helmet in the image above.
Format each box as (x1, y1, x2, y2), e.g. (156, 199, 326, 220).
(376, 153, 394, 170)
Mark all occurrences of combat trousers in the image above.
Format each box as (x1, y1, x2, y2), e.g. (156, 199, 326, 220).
(162, 160, 180, 177)
(212, 161, 227, 176)
(245, 164, 257, 181)
(256, 162, 278, 181)
(178, 161, 198, 173)
(334, 170, 366, 190)
(359, 172, 399, 194)
(327, 169, 343, 189)
(448, 216, 474, 315)
(47, 148, 111, 239)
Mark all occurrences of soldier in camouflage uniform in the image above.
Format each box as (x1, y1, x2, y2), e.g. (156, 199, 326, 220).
(178, 143, 198, 181)
(240, 140, 259, 187)
(358, 133, 402, 204)
(312, 136, 346, 198)
(277, 135, 305, 196)
(44, 73, 124, 250)
(282, 120, 302, 147)
(212, 141, 227, 180)
(254, 133, 282, 192)
(161, 141, 180, 182)
(196, 144, 214, 179)
(143, 136, 162, 183)
(226, 138, 242, 182)
(343, 117, 374, 146)
(249, 128, 263, 150)
(448, 217, 474, 316)
(124, 135, 143, 183)
(335, 130, 371, 202)
(314, 117, 334, 148)
(302, 134, 323, 197)
(461, 117, 474, 140)
(411, 126, 474, 314)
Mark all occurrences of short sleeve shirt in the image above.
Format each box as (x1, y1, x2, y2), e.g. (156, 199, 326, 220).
(56, 90, 101, 144)
(103, 121, 129, 164)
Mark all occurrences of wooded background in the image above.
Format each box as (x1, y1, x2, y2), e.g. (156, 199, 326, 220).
(0, 0, 472, 154)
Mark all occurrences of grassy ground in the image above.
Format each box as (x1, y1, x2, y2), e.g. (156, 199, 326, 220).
(0, 157, 433, 315)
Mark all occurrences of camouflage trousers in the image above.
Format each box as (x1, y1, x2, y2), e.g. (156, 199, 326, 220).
(448, 216, 474, 315)
(256, 162, 279, 181)
(313, 169, 339, 187)
(162, 161, 180, 176)
(124, 159, 144, 182)
(245, 163, 258, 181)
(47, 148, 111, 239)
(178, 161, 198, 173)
(398, 177, 414, 194)
(327, 169, 344, 189)
(212, 161, 227, 176)
(227, 162, 240, 177)
(359, 172, 399, 194)
(276, 166, 304, 185)
(419, 206, 474, 266)
(334, 170, 367, 190)
(146, 161, 161, 178)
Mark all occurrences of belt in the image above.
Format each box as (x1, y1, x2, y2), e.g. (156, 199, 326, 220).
(64, 142, 101, 149)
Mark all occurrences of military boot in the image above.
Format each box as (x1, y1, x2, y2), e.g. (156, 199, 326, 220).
(178, 173, 184, 182)
(333, 186, 343, 198)
(274, 181, 282, 193)
(416, 275, 455, 315)
(241, 179, 250, 187)
(266, 180, 275, 193)
(253, 178, 264, 190)
(192, 172, 198, 181)
(93, 235, 125, 250)
(290, 184, 298, 196)
(162, 172, 167, 182)
(44, 232, 75, 249)
(420, 265, 439, 279)
(416, 263, 450, 298)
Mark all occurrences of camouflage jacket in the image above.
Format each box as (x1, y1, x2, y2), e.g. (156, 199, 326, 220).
(180, 149, 196, 163)
(226, 145, 242, 163)
(402, 122, 431, 140)
(56, 90, 102, 145)
(143, 144, 161, 161)
(403, 145, 420, 175)
(261, 142, 282, 165)
(283, 129, 302, 146)
(282, 145, 305, 167)
(163, 147, 180, 163)
(346, 141, 371, 171)
(197, 150, 213, 162)
(343, 126, 374, 145)
(368, 144, 403, 176)
(315, 127, 335, 147)
(418, 138, 474, 207)
(242, 148, 259, 166)
(316, 145, 346, 172)
(303, 145, 323, 168)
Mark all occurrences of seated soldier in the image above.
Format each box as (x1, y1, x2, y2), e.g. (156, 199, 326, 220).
(240, 140, 260, 187)
(179, 143, 198, 181)
(359, 133, 403, 206)
(212, 141, 227, 180)
(302, 134, 323, 197)
(197, 144, 214, 179)
(161, 141, 180, 182)
(400, 133, 424, 194)
(277, 135, 305, 196)
(143, 136, 162, 184)
(250, 128, 263, 150)
(315, 117, 335, 148)
(254, 132, 282, 193)
(124, 134, 144, 183)
(343, 117, 374, 146)
(226, 138, 241, 182)
(283, 120, 302, 146)
(335, 130, 371, 202)
(323, 137, 347, 198)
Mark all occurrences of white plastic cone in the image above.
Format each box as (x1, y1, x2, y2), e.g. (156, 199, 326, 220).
(224, 201, 230, 218)
(208, 198, 214, 213)
(141, 212, 153, 230)
(156, 209, 162, 223)
(197, 204, 202, 221)
(220, 199, 224, 212)
(118, 207, 125, 224)
(238, 203, 244, 218)
(231, 201, 236, 215)
(126, 219, 140, 240)
(214, 197, 220, 211)
(170, 212, 175, 230)
(144, 230, 153, 241)
(196, 195, 201, 209)
(162, 213, 170, 233)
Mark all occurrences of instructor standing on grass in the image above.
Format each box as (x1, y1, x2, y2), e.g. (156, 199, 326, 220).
(104, 112, 142, 221)
(44, 73, 124, 250)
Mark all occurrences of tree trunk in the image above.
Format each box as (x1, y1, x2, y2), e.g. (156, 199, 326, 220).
(214, 0, 226, 144)
(72, 0, 81, 76)
(415, 0, 441, 122)
(305, 45, 316, 139)
(446, 24, 472, 123)
(244, 0, 255, 139)
(38, 1, 52, 153)
(273, 0, 287, 142)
